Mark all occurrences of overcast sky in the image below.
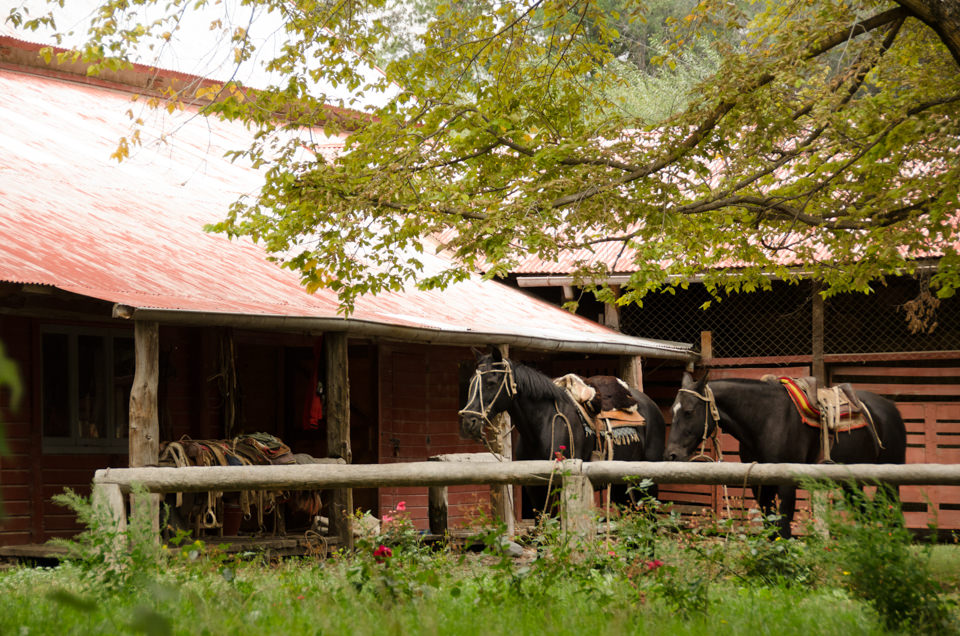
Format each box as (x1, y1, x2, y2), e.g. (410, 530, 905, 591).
(6, 0, 398, 108)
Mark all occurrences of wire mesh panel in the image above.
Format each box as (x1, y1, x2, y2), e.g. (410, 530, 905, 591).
(620, 277, 960, 360)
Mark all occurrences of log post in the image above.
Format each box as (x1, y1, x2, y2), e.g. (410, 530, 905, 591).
(92, 481, 127, 558)
(560, 460, 594, 540)
(92, 482, 127, 534)
(325, 331, 353, 549)
(428, 485, 448, 536)
(700, 331, 713, 364)
(129, 320, 159, 534)
(810, 281, 829, 536)
(487, 344, 515, 536)
(811, 281, 826, 385)
(618, 355, 643, 392)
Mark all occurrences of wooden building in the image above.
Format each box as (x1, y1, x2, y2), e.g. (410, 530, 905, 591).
(0, 36, 696, 549)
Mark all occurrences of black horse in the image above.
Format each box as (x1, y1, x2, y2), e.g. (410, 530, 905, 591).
(664, 371, 907, 538)
(458, 347, 666, 514)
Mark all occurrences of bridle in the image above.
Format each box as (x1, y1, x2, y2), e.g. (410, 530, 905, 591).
(458, 360, 517, 432)
(677, 383, 739, 522)
(677, 384, 722, 459)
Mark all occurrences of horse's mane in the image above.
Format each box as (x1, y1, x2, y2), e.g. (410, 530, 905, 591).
(511, 361, 569, 403)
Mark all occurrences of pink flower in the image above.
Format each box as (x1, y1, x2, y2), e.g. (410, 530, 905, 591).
(396, 501, 407, 512)
(381, 514, 394, 524)
(373, 544, 393, 562)
(559, 445, 567, 451)
(607, 551, 616, 557)
(646, 559, 664, 571)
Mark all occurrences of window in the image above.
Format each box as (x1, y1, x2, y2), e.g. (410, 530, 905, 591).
(42, 327, 134, 453)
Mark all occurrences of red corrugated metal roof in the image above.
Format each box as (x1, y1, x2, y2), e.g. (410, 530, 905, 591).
(0, 57, 693, 358)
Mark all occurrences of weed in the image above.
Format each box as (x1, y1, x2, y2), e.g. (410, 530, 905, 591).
(50, 485, 165, 594)
(815, 481, 958, 634)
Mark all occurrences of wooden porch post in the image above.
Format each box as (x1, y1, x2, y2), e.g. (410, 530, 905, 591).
(618, 355, 643, 392)
(700, 330, 713, 364)
(811, 281, 826, 384)
(810, 280, 829, 537)
(488, 344, 515, 536)
(129, 320, 160, 532)
(325, 331, 353, 549)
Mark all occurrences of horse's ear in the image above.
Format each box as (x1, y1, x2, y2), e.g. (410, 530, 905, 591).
(488, 344, 503, 362)
(681, 370, 696, 389)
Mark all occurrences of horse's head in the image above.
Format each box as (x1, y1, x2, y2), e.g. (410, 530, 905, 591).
(458, 346, 517, 442)
(663, 371, 717, 461)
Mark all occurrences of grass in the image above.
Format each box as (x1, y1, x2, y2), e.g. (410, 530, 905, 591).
(0, 486, 958, 636)
(0, 557, 894, 636)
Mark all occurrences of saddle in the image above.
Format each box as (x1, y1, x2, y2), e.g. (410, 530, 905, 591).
(766, 376, 868, 430)
(763, 375, 883, 462)
(553, 374, 646, 455)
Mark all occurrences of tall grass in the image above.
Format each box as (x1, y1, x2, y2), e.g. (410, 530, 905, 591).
(0, 483, 956, 635)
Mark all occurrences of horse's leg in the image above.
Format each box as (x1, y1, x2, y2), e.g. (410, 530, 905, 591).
(776, 486, 797, 539)
(522, 485, 557, 519)
(752, 485, 793, 539)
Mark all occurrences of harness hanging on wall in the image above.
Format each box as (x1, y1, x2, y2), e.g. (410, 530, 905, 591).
(303, 337, 325, 431)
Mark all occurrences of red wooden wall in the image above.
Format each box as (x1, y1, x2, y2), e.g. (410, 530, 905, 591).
(377, 344, 489, 531)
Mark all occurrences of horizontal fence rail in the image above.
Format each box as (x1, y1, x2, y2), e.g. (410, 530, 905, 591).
(93, 460, 960, 493)
(90, 460, 960, 542)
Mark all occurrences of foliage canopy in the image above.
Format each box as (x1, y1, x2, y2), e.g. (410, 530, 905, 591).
(10, 0, 960, 311)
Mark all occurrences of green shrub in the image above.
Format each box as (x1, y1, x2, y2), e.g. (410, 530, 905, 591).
(50, 485, 166, 594)
(817, 482, 957, 634)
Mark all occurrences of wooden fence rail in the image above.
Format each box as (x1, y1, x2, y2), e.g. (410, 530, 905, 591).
(91, 460, 960, 540)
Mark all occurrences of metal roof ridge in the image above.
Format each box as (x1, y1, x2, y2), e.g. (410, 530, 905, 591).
(0, 34, 370, 125)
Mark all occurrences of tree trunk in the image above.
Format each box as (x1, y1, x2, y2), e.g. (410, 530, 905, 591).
(897, 0, 960, 66)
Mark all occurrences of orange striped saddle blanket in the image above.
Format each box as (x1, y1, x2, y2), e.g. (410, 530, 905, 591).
(771, 376, 871, 432)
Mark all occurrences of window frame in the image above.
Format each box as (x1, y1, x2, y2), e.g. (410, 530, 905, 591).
(41, 325, 133, 455)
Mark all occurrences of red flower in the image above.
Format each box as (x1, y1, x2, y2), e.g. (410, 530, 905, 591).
(396, 501, 407, 512)
(373, 544, 393, 561)
(646, 559, 664, 571)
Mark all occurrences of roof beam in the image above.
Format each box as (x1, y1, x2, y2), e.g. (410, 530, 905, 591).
(113, 305, 697, 361)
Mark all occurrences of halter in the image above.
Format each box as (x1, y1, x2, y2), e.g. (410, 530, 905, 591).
(677, 384, 734, 520)
(677, 384, 722, 455)
(458, 360, 518, 430)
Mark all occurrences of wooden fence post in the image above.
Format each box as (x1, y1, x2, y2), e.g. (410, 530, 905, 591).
(428, 485, 448, 535)
(560, 460, 594, 540)
(92, 481, 127, 558)
(325, 331, 353, 549)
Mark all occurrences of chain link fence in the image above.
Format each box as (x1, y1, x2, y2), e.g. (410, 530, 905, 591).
(620, 277, 960, 360)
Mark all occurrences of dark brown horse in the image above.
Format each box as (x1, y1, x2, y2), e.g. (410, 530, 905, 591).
(664, 371, 907, 538)
(458, 346, 665, 513)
